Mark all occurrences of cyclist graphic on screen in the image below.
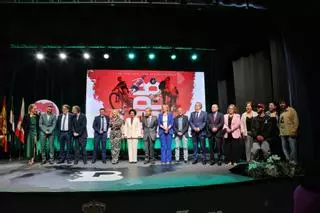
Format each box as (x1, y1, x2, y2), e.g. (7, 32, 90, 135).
(159, 77, 179, 111)
(109, 76, 133, 109)
(130, 75, 146, 93)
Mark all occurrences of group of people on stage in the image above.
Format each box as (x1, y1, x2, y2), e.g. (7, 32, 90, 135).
(22, 99, 299, 166)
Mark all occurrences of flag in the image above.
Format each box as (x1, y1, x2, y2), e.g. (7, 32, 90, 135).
(9, 96, 15, 133)
(1, 97, 8, 152)
(15, 98, 25, 144)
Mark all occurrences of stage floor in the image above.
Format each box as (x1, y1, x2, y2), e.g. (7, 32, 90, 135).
(0, 160, 253, 192)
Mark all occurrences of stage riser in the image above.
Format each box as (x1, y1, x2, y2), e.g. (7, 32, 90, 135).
(2, 180, 297, 213)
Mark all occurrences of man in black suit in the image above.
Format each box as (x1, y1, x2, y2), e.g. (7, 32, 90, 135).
(207, 104, 224, 166)
(92, 108, 109, 164)
(174, 107, 189, 163)
(72, 105, 88, 164)
(57, 104, 73, 164)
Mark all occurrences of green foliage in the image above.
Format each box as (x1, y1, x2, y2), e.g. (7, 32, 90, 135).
(247, 155, 303, 178)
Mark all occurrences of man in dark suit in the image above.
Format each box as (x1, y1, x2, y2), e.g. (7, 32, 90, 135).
(207, 104, 224, 166)
(57, 104, 73, 164)
(189, 102, 207, 165)
(92, 108, 109, 164)
(141, 108, 158, 164)
(72, 105, 88, 164)
(174, 107, 189, 163)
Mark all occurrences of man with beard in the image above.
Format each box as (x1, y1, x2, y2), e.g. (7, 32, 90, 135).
(251, 103, 272, 161)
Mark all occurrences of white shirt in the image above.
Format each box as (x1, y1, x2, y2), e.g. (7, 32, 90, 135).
(163, 114, 168, 128)
(100, 116, 107, 132)
(47, 114, 50, 121)
(61, 113, 69, 131)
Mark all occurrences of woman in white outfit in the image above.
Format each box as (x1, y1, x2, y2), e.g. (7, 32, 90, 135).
(124, 109, 142, 163)
(241, 101, 258, 162)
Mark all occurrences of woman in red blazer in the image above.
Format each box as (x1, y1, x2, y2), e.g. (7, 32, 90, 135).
(223, 104, 242, 165)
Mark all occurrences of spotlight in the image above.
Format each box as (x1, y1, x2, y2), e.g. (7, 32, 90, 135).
(191, 54, 198, 61)
(148, 53, 155, 60)
(35, 52, 44, 60)
(103, 53, 110, 59)
(128, 53, 135, 60)
(83, 52, 90, 59)
(59, 52, 67, 60)
(170, 54, 177, 60)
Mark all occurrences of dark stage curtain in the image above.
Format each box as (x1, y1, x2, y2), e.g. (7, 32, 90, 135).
(232, 51, 273, 112)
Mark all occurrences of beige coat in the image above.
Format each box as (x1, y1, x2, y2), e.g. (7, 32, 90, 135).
(279, 107, 299, 136)
(124, 117, 142, 139)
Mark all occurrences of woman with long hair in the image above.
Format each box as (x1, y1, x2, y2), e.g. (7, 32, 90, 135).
(241, 101, 258, 162)
(223, 104, 242, 165)
(109, 109, 124, 164)
(158, 105, 174, 164)
(22, 104, 40, 166)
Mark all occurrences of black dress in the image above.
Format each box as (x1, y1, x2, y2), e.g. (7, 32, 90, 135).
(224, 115, 242, 164)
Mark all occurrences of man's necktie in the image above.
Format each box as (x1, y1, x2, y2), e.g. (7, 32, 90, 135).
(62, 115, 66, 131)
(101, 116, 104, 132)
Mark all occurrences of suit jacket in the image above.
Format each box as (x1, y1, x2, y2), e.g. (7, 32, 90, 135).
(56, 113, 73, 134)
(72, 113, 88, 138)
(124, 117, 142, 139)
(39, 112, 57, 134)
(158, 113, 174, 135)
(22, 114, 40, 138)
(223, 114, 241, 139)
(206, 112, 224, 138)
(189, 111, 207, 136)
(93, 115, 110, 135)
(173, 115, 189, 138)
(141, 115, 158, 141)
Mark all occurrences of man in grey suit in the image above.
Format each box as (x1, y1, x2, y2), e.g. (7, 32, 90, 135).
(174, 107, 189, 163)
(39, 104, 57, 164)
(142, 108, 158, 164)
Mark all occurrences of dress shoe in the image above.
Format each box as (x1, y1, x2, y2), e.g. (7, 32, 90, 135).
(49, 160, 54, 165)
(67, 160, 72, 164)
(91, 160, 96, 164)
(184, 160, 188, 164)
(102, 160, 106, 164)
(218, 161, 222, 166)
(192, 160, 198, 164)
(41, 160, 47, 165)
(57, 160, 65, 164)
(83, 161, 87, 165)
(74, 161, 78, 165)
(144, 160, 149, 164)
(210, 161, 216, 166)
(202, 161, 207, 165)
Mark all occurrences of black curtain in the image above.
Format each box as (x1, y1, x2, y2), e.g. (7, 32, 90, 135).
(232, 51, 273, 112)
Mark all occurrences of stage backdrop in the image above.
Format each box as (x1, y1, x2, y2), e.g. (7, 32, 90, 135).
(86, 70, 206, 138)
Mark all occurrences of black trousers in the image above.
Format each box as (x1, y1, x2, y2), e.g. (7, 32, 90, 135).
(223, 137, 242, 163)
(59, 131, 72, 161)
(209, 134, 223, 161)
(74, 136, 87, 163)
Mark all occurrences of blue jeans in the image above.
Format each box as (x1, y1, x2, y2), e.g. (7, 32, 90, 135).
(281, 136, 297, 162)
(160, 134, 172, 163)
